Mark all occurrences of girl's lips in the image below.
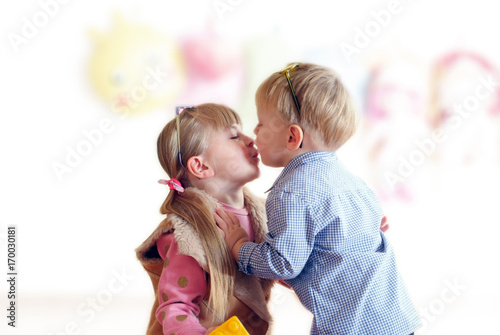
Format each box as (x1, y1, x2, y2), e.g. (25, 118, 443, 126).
(249, 150, 260, 163)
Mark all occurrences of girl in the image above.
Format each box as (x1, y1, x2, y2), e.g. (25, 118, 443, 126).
(135, 103, 274, 335)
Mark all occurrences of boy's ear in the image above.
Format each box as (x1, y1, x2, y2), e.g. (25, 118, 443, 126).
(186, 156, 215, 179)
(287, 124, 304, 150)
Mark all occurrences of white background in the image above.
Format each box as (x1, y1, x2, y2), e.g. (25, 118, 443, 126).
(1, 0, 500, 334)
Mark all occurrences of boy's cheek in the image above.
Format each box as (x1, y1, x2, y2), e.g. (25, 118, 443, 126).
(256, 129, 276, 146)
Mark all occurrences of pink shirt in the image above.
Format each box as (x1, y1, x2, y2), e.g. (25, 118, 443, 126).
(155, 203, 255, 335)
(219, 202, 254, 242)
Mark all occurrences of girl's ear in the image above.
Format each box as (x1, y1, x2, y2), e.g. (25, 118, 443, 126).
(287, 124, 304, 150)
(187, 155, 215, 179)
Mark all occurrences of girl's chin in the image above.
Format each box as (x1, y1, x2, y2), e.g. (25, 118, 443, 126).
(246, 170, 261, 183)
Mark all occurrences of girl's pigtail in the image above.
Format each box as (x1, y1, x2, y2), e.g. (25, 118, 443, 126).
(160, 186, 235, 323)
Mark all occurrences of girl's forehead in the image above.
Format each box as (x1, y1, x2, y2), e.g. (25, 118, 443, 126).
(230, 123, 242, 131)
(213, 123, 241, 135)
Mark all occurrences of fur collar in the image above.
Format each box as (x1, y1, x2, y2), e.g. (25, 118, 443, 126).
(135, 187, 268, 272)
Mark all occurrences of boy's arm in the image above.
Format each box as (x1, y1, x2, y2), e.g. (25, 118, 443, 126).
(214, 207, 248, 261)
(217, 193, 314, 280)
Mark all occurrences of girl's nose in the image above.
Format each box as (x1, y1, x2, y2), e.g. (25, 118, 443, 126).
(243, 135, 255, 147)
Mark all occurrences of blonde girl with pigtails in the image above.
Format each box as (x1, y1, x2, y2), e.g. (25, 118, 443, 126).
(136, 103, 274, 335)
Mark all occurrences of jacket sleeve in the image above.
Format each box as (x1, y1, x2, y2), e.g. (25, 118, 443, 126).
(156, 233, 208, 335)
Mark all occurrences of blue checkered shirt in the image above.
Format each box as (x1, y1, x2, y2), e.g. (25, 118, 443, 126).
(238, 152, 421, 334)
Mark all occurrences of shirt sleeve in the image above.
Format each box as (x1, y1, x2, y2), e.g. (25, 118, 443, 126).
(156, 233, 208, 335)
(238, 191, 315, 280)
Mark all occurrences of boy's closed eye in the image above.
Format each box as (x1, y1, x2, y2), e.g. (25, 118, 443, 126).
(254, 124, 262, 134)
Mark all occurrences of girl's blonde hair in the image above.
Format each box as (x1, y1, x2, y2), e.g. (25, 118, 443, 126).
(157, 103, 241, 322)
(255, 63, 358, 150)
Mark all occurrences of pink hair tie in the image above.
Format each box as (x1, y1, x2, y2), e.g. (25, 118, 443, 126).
(158, 178, 185, 193)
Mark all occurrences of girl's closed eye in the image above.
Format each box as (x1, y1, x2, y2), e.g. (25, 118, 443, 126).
(229, 125, 242, 140)
(230, 129, 241, 140)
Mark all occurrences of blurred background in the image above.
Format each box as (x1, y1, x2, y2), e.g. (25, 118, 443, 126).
(1, 0, 499, 334)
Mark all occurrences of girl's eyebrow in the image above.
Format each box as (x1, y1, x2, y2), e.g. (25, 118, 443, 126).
(229, 124, 242, 132)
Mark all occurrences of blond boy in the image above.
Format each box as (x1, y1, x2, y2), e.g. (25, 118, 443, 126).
(216, 63, 421, 334)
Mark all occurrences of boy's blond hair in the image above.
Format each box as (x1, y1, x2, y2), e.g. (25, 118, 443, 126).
(255, 63, 358, 150)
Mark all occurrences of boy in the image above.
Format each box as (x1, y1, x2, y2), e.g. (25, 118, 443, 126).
(215, 63, 421, 334)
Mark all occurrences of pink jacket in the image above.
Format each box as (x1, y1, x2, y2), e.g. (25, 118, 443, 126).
(136, 188, 274, 334)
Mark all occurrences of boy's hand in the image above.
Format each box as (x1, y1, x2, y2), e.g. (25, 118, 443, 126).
(214, 207, 249, 261)
(380, 216, 389, 232)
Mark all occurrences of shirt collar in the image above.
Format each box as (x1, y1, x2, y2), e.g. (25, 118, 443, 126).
(265, 151, 337, 193)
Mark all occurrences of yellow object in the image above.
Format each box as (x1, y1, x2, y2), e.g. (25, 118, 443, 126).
(209, 316, 249, 335)
(88, 13, 186, 115)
